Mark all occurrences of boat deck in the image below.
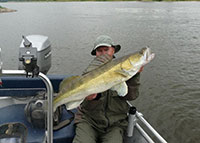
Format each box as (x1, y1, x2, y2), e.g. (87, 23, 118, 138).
(0, 75, 166, 143)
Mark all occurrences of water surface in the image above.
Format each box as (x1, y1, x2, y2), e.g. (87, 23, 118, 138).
(0, 2, 200, 143)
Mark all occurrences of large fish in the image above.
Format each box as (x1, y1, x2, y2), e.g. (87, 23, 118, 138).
(53, 47, 155, 112)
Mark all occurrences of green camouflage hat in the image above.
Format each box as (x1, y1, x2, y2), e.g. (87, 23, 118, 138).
(91, 35, 121, 55)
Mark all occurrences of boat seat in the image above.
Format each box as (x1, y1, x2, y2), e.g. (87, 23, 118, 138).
(0, 104, 75, 143)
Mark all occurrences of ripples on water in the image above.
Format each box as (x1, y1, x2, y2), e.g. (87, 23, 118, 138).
(0, 2, 200, 143)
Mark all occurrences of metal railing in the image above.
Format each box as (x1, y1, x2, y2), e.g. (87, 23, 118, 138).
(127, 101, 167, 143)
(1, 70, 54, 143)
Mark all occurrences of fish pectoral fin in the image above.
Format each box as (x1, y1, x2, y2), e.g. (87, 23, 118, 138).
(65, 99, 84, 110)
(59, 75, 80, 91)
(111, 82, 128, 97)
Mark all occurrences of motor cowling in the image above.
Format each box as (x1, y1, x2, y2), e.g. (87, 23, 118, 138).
(18, 35, 51, 74)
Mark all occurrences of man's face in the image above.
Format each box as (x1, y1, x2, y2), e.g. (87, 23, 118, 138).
(96, 46, 115, 57)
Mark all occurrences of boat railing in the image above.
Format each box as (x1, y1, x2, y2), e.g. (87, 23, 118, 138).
(126, 101, 167, 143)
(0, 70, 54, 143)
(0, 35, 54, 143)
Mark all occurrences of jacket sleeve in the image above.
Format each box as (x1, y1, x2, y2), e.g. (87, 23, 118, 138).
(120, 72, 141, 101)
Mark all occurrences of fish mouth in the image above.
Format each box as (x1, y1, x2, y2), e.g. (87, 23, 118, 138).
(142, 47, 155, 63)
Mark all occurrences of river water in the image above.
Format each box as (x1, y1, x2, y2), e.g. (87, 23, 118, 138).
(0, 1, 200, 143)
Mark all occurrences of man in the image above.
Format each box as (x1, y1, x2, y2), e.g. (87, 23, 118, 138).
(73, 35, 141, 143)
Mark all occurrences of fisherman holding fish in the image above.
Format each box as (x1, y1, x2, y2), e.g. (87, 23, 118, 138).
(72, 35, 143, 143)
(53, 34, 154, 142)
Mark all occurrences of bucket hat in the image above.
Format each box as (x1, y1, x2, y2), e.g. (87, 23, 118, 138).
(91, 35, 121, 55)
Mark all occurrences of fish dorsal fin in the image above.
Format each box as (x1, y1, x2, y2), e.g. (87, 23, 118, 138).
(82, 54, 112, 75)
(59, 75, 80, 93)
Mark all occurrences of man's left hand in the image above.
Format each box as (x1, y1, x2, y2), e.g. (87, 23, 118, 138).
(86, 94, 97, 100)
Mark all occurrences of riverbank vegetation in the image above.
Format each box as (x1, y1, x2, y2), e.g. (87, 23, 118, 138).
(0, 5, 17, 13)
(1, 0, 200, 1)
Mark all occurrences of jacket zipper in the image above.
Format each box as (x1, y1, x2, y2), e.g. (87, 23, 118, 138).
(104, 93, 110, 130)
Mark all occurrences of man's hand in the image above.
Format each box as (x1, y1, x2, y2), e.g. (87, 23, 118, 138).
(138, 66, 144, 73)
(86, 94, 97, 100)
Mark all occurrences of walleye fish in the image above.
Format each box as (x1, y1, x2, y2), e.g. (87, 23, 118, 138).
(53, 47, 155, 112)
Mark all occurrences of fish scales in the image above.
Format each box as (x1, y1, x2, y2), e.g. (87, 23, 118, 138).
(53, 47, 155, 111)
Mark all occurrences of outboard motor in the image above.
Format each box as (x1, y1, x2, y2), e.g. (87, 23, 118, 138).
(18, 35, 55, 129)
(18, 35, 51, 74)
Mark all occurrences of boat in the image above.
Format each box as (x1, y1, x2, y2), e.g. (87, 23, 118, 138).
(0, 35, 167, 143)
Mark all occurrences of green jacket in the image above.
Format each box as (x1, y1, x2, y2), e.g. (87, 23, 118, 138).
(74, 73, 140, 133)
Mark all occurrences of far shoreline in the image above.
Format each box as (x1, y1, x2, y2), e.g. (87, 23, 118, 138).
(0, 6, 17, 13)
(1, 0, 200, 2)
(0, 0, 199, 13)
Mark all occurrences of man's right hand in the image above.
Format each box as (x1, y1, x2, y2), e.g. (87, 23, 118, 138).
(138, 66, 144, 73)
(86, 94, 97, 100)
